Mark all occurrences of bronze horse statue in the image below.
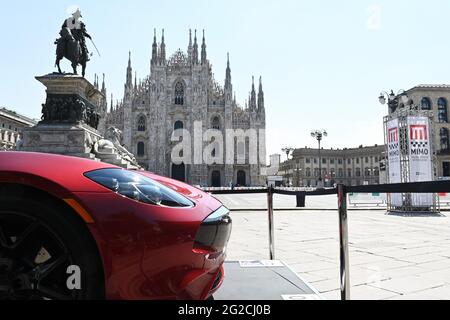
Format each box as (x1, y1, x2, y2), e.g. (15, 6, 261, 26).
(54, 27, 88, 77)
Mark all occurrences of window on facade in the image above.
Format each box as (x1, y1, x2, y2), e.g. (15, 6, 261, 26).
(347, 169, 352, 177)
(314, 168, 319, 177)
(174, 120, 184, 130)
(438, 98, 448, 123)
(374, 167, 380, 176)
(440, 128, 450, 151)
(338, 159, 343, 165)
(356, 168, 361, 177)
(137, 116, 146, 132)
(338, 169, 343, 177)
(330, 169, 336, 177)
(211, 116, 221, 130)
(356, 158, 360, 164)
(375, 157, 378, 163)
(330, 159, 335, 165)
(174, 81, 185, 105)
(421, 97, 432, 110)
(322, 158, 327, 164)
(305, 158, 311, 164)
(364, 167, 371, 176)
(306, 168, 311, 177)
(347, 159, 351, 165)
(365, 157, 369, 163)
(137, 142, 145, 157)
(314, 158, 318, 164)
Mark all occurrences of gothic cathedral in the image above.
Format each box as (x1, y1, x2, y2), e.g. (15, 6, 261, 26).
(101, 29, 266, 187)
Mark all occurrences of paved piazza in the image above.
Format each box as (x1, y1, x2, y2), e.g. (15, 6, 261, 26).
(216, 194, 450, 300)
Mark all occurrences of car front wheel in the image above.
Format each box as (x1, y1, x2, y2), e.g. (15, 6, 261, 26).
(0, 196, 104, 300)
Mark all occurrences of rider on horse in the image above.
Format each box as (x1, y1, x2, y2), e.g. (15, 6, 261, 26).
(55, 9, 92, 76)
(60, 9, 92, 62)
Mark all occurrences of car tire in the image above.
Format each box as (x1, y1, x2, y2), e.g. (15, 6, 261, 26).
(0, 196, 104, 300)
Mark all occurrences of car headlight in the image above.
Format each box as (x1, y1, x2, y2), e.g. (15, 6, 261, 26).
(84, 168, 194, 208)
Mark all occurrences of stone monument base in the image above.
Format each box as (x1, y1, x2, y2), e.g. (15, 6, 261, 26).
(21, 123, 101, 160)
(20, 73, 140, 170)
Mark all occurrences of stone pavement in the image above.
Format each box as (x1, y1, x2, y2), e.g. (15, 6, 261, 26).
(217, 194, 450, 300)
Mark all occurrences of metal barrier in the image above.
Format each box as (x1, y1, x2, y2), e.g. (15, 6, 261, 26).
(204, 180, 450, 300)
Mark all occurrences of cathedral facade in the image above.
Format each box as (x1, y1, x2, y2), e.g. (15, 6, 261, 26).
(102, 30, 266, 187)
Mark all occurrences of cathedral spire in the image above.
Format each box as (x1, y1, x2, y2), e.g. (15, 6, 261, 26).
(258, 76, 264, 112)
(134, 72, 138, 91)
(126, 51, 133, 89)
(110, 93, 114, 113)
(152, 28, 158, 64)
(250, 76, 257, 111)
(193, 29, 199, 64)
(225, 52, 232, 91)
(102, 73, 106, 93)
(188, 29, 193, 63)
(201, 29, 207, 65)
(160, 29, 166, 64)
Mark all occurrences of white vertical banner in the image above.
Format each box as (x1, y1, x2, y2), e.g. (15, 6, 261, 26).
(387, 118, 402, 206)
(407, 116, 433, 207)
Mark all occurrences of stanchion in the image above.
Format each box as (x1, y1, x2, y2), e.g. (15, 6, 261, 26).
(337, 184, 350, 300)
(267, 186, 275, 260)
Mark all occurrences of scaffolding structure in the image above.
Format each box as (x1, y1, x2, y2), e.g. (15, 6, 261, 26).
(383, 105, 439, 213)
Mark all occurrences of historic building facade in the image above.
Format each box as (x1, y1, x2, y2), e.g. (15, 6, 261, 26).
(387, 85, 450, 178)
(280, 145, 385, 187)
(104, 30, 266, 186)
(0, 107, 36, 150)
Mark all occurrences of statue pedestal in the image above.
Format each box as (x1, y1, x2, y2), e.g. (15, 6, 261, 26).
(21, 74, 139, 169)
(22, 123, 101, 159)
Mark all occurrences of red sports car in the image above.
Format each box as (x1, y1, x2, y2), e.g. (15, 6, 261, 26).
(0, 152, 232, 300)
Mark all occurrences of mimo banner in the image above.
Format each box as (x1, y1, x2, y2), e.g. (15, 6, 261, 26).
(387, 118, 402, 206)
(407, 116, 433, 207)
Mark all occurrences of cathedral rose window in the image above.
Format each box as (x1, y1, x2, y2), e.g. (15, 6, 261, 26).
(175, 82, 185, 105)
(137, 116, 146, 131)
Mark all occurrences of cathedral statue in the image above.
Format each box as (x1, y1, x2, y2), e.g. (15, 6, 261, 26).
(54, 9, 95, 77)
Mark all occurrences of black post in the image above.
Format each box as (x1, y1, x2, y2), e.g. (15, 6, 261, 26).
(318, 138, 322, 185)
(296, 192, 306, 208)
(337, 184, 350, 300)
(267, 186, 275, 260)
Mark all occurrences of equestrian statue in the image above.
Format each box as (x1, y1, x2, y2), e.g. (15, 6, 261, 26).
(54, 9, 97, 77)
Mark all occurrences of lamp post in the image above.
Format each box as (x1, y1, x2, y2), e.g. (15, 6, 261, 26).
(311, 130, 327, 188)
(281, 147, 294, 186)
(378, 89, 409, 113)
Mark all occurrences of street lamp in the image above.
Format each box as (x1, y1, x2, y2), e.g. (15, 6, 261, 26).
(281, 147, 294, 162)
(311, 130, 327, 188)
(378, 89, 409, 113)
(281, 147, 294, 186)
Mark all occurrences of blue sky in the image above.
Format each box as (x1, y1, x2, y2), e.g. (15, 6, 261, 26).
(1, 0, 450, 157)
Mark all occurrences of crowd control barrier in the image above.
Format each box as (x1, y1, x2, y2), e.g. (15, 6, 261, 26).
(203, 180, 450, 300)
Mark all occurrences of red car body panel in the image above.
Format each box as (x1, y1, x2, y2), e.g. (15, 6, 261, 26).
(0, 152, 228, 300)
